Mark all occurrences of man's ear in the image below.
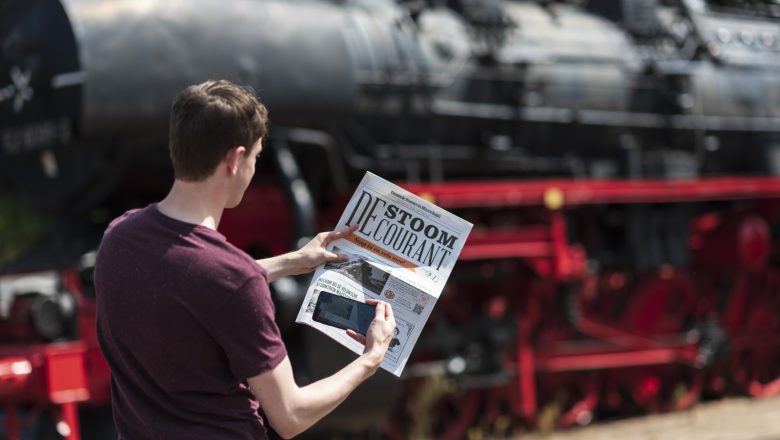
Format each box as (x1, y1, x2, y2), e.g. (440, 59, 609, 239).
(225, 146, 246, 175)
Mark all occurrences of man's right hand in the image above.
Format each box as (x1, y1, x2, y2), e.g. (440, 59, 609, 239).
(252, 299, 396, 438)
(347, 299, 396, 369)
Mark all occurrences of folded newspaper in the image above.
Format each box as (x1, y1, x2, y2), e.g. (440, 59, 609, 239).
(295, 172, 473, 376)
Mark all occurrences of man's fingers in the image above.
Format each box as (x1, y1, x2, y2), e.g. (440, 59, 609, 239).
(324, 224, 359, 245)
(384, 301, 395, 321)
(340, 224, 359, 235)
(365, 299, 393, 323)
(333, 253, 350, 262)
(346, 329, 367, 345)
(321, 250, 341, 261)
(373, 300, 386, 321)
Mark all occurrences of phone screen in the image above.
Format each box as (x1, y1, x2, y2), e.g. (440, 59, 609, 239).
(313, 291, 375, 336)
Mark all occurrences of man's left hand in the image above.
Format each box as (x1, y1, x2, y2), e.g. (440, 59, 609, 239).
(291, 224, 359, 274)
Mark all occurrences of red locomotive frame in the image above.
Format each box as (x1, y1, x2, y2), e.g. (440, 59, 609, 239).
(3, 176, 780, 439)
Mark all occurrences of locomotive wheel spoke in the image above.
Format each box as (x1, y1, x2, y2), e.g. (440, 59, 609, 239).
(726, 267, 780, 397)
(619, 271, 697, 337)
(614, 272, 701, 412)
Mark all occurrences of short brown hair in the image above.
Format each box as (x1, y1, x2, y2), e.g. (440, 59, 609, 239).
(168, 80, 268, 181)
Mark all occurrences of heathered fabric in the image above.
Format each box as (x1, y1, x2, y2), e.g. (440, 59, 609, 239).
(94, 204, 286, 439)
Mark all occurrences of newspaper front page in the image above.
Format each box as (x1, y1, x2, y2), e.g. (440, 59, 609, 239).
(295, 172, 473, 376)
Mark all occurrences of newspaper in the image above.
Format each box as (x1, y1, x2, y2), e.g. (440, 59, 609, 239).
(295, 172, 473, 377)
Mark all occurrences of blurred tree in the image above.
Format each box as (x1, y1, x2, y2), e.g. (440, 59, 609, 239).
(0, 192, 49, 267)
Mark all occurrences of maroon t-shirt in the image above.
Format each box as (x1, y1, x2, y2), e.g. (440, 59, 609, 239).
(94, 204, 287, 439)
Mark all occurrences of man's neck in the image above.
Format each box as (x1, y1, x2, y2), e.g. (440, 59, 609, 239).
(157, 179, 226, 230)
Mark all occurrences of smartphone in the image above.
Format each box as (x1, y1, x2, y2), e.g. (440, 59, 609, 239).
(313, 291, 375, 336)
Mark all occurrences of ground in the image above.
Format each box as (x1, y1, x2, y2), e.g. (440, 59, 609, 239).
(515, 395, 780, 440)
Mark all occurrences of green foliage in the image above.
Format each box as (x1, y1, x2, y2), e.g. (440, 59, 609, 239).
(0, 193, 49, 267)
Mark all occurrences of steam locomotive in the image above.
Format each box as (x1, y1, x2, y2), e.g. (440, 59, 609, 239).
(2, 0, 780, 438)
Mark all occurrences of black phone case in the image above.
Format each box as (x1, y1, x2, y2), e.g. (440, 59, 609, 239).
(312, 291, 374, 335)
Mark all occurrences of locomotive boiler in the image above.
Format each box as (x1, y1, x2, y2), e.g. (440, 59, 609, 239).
(2, 0, 780, 438)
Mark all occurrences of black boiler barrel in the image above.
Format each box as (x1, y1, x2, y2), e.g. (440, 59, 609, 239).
(67, 0, 360, 135)
(0, 0, 374, 154)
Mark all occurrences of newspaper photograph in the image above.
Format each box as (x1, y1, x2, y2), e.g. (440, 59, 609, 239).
(295, 172, 473, 376)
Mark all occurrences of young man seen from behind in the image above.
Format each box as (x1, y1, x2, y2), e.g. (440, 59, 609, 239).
(94, 79, 396, 439)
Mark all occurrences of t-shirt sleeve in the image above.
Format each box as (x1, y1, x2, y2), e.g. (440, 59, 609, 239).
(209, 274, 287, 380)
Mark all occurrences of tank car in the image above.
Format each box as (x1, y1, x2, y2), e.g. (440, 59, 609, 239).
(2, 0, 780, 438)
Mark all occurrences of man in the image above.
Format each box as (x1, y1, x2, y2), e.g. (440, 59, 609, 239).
(94, 79, 396, 439)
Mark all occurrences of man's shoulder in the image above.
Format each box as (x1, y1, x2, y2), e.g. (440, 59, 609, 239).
(103, 206, 149, 237)
(202, 241, 268, 286)
(99, 204, 267, 284)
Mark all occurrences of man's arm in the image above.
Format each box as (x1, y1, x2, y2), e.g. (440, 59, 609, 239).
(257, 225, 358, 283)
(248, 300, 396, 439)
